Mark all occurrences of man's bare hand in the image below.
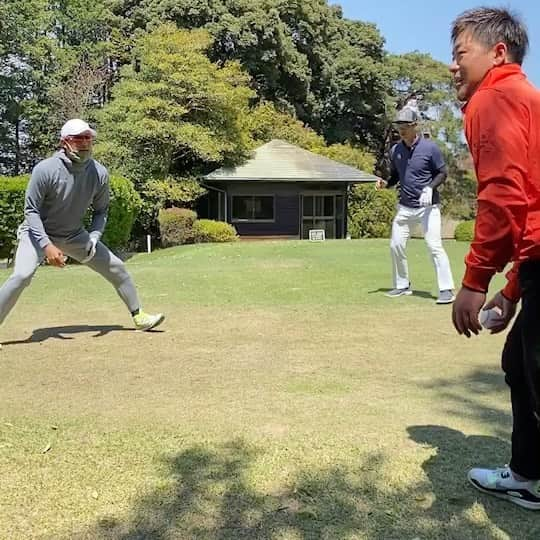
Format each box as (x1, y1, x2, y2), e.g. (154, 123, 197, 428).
(452, 287, 486, 338)
(44, 243, 66, 267)
(483, 290, 517, 334)
(375, 179, 387, 190)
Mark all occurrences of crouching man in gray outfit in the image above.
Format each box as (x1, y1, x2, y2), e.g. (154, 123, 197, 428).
(0, 119, 164, 343)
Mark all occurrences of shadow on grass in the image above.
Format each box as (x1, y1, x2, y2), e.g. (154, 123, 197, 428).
(2, 324, 133, 345)
(421, 367, 512, 440)
(368, 287, 437, 300)
(76, 433, 540, 540)
(84, 440, 366, 539)
(408, 425, 540, 539)
(72, 365, 536, 539)
(404, 368, 540, 535)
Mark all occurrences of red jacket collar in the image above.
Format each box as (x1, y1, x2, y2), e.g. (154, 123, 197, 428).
(462, 63, 526, 112)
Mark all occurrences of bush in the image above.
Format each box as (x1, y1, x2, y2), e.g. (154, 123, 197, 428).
(348, 183, 397, 238)
(158, 208, 197, 247)
(0, 176, 28, 259)
(102, 176, 142, 249)
(440, 171, 477, 220)
(193, 219, 238, 243)
(133, 178, 207, 244)
(0, 174, 141, 257)
(455, 220, 475, 242)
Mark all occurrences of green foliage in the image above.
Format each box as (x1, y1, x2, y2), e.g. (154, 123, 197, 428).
(318, 143, 375, 174)
(102, 176, 142, 249)
(244, 102, 325, 151)
(454, 220, 475, 242)
(0, 0, 119, 175)
(1, 1, 474, 221)
(119, 0, 389, 149)
(134, 177, 207, 241)
(0, 0, 56, 173)
(244, 102, 376, 172)
(316, 21, 388, 147)
(95, 25, 255, 183)
(158, 207, 197, 247)
(145, 178, 207, 209)
(193, 219, 238, 243)
(379, 53, 467, 179)
(0, 176, 28, 258)
(348, 184, 396, 239)
(440, 170, 477, 220)
(385, 53, 453, 112)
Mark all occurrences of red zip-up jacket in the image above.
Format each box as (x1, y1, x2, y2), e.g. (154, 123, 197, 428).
(462, 64, 540, 302)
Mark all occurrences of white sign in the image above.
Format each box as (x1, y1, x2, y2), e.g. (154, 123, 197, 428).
(309, 229, 326, 242)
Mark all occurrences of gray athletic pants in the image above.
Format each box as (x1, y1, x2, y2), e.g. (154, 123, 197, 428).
(0, 228, 140, 325)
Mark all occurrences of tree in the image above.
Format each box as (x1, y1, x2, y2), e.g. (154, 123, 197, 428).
(243, 102, 376, 172)
(318, 143, 375, 174)
(385, 52, 453, 112)
(0, 0, 120, 174)
(376, 52, 469, 177)
(242, 101, 326, 151)
(107, 0, 389, 151)
(0, 0, 55, 173)
(94, 25, 255, 184)
(48, 64, 109, 124)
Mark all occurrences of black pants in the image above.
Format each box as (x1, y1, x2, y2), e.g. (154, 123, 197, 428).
(503, 260, 540, 479)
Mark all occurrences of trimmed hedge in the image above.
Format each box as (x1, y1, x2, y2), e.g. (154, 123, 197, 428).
(454, 220, 475, 242)
(157, 210, 237, 246)
(102, 176, 142, 249)
(348, 183, 397, 238)
(0, 176, 28, 259)
(158, 207, 197, 247)
(193, 219, 238, 243)
(0, 174, 141, 257)
(134, 178, 207, 244)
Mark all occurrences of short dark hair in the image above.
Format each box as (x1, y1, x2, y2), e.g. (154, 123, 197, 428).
(451, 7, 529, 65)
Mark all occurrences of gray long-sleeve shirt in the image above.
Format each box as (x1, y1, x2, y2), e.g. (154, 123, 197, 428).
(22, 151, 109, 248)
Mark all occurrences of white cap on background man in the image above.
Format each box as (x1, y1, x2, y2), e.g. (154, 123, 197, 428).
(60, 119, 96, 139)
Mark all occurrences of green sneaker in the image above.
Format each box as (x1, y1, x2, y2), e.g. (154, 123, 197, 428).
(133, 311, 165, 331)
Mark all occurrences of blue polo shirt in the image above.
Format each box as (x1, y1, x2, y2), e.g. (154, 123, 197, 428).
(390, 137, 445, 208)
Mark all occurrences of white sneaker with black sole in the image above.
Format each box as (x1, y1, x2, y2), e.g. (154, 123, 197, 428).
(468, 466, 540, 510)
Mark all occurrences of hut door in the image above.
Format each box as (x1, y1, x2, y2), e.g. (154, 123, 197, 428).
(301, 194, 342, 239)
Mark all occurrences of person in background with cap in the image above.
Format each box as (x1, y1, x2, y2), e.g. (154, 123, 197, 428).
(0, 119, 165, 342)
(376, 107, 455, 304)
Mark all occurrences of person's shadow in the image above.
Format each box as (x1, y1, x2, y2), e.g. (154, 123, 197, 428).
(1, 324, 134, 345)
(407, 425, 540, 538)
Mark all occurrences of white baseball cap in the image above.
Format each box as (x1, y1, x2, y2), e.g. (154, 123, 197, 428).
(60, 119, 97, 139)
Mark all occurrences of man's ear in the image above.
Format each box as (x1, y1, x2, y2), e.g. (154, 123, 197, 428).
(493, 41, 509, 66)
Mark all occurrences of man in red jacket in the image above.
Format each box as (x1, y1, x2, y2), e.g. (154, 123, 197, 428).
(450, 7, 540, 509)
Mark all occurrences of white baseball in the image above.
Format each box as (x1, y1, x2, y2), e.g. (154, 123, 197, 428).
(479, 307, 503, 330)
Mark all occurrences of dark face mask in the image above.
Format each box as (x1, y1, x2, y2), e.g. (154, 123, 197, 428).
(63, 140, 93, 164)
(70, 149, 92, 163)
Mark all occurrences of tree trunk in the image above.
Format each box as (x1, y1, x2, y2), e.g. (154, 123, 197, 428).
(14, 115, 20, 176)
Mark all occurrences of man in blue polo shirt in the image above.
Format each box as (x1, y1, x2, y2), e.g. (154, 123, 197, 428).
(376, 107, 455, 304)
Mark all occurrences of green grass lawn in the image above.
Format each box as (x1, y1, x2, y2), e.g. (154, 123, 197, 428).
(0, 239, 536, 540)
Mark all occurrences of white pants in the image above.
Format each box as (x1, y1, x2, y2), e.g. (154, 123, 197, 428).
(390, 204, 454, 291)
